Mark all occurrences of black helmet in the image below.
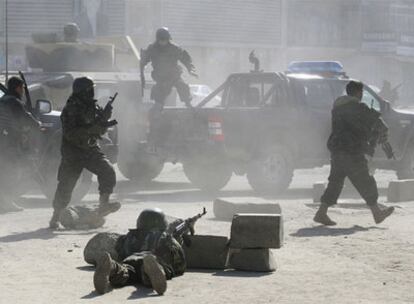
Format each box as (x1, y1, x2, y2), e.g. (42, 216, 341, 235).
(72, 77, 95, 94)
(63, 23, 80, 42)
(136, 208, 168, 231)
(156, 27, 171, 41)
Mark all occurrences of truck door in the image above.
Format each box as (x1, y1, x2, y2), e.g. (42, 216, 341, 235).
(296, 79, 335, 161)
(222, 75, 275, 160)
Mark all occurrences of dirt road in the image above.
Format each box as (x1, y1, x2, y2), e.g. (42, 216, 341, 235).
(0, 166, 413, 304)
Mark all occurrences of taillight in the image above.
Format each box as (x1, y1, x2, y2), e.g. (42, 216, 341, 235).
(208, 115, 224, 142)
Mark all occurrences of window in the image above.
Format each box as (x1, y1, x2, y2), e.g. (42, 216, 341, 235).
(302, 82, 334, 109)
(362, 89, 381, 112)
(227, 79, 274, 108)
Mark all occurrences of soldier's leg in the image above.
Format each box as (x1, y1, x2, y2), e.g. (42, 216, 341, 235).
(84, 150, 120, 216)
(50, 158, 83, 228)
(122, 252, 167, 295)
(346, 155, 394, 224)
(174, 78, 192, 107)
(314, 154, 346, 225)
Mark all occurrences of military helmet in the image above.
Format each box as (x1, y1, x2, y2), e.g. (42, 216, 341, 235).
(72, 77, 95, 94)
(156, 27, 171, 41)
(136, 208, 168, 231)
(63, 23, 80, 42)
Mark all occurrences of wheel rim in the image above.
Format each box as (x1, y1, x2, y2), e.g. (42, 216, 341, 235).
(261, 152, 288, 183)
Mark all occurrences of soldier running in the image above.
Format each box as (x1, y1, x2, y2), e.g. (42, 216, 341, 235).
(94, 208, 186, 295)
(49, 77, 120, 229)
(314, 81, 394, 226)
(140, 27, 197, 113)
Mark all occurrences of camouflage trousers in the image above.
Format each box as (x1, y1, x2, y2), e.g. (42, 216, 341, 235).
(109, 252, 175, 288)
(52, 147, 116, 211)
(321, 153, 378, 206)
(150, 76, 192, 106)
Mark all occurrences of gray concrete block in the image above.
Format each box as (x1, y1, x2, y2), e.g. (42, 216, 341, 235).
(230, 213, 283, 249)
(313, 182, 327, 203)
(214, 198, 281, 221)
(228, 248, 276, 272)
(84, 232, 121, 265)
(387, 179, 414, 202)
(184, 235, 229, 269)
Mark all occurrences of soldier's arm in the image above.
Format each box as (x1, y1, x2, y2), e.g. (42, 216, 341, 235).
(10, 100, 40, 129)
(178, 47, 196, 75)
(140, 46, 151, 71)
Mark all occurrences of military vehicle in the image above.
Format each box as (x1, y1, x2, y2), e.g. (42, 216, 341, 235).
(130, 57, 414, 193)
(23, 30, 167, 184)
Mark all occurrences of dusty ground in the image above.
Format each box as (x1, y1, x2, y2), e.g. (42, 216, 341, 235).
(1, 165, 413, 304)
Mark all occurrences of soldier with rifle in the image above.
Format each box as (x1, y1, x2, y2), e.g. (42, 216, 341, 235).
(93, 207, 206, 295)
(49, 77, 120, 229)
(0, 76, 40, 213)
(314, 81, 395, 226)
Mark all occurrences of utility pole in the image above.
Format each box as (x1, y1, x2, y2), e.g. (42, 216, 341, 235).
(5, 0, 9, 82)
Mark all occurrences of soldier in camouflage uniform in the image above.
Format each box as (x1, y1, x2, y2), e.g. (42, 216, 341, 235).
(0, 77, 40, 213)
(49, 77, 120, 229)
(314, 81, 394, 226)
(94, 208, 186, 295)
(140, 27, 197, 111)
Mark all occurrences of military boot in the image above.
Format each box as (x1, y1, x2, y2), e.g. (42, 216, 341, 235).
(313, 203, 337, 226)
(49, 208, 62, 229)
(142, 254, 167, 295)
(370, 204, 394, 224)
(98, 193, 121, 217)
(94, 252, 127, 294)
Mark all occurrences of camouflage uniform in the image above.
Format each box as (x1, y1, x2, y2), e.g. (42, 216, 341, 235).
(52, 94, 116, 212)
(107, 228, 186, 287)
(321, 95, 387, 206)
(0, 93, 39, 212)
(141, 42, 194, 106)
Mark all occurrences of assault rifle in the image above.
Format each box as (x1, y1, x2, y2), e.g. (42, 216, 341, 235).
(169, 207, 207, 238)
(99, 92, 118, 128)
(18, 71, 33, 113)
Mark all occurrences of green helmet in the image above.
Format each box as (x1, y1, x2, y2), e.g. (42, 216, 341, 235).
(156, 27, 171, 41)
(63, 23, 80, 42)
(136, 208, 168, 231)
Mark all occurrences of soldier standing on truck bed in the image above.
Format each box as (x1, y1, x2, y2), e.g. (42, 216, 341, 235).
(314, 81, 394, 226)
(140, 27, 197, 115)
(0, 77, 40, 213)
(49, 77, 120, 229)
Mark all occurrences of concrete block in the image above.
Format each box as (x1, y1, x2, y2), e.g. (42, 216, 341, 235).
(84, 232, 122, 265)
(387, 179, 414, 202)
(230, 213, 283, 249)
(313, 182, 327, 203)
(228, 248, 276, 272)
(214, 198, 281, 221)
(184, 235, 229, 270)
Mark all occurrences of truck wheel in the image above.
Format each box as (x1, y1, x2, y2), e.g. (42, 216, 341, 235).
(118, 153, 164, 182)
(247, 145, 294, 194)
(183, 160, 232, 192)
(397, 144, 414, 179)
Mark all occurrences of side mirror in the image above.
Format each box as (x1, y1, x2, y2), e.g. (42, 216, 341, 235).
(35, 99, 52, 115)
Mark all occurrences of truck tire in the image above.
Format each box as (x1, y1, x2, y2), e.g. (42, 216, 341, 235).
(247, 145, 294, 194)
(117, 152, 164, 182)
(183, 160, 232, 192)
(397, 143, 414, 179)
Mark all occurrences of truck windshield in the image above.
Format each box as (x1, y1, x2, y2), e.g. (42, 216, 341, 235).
(227, 80, 275, 107)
